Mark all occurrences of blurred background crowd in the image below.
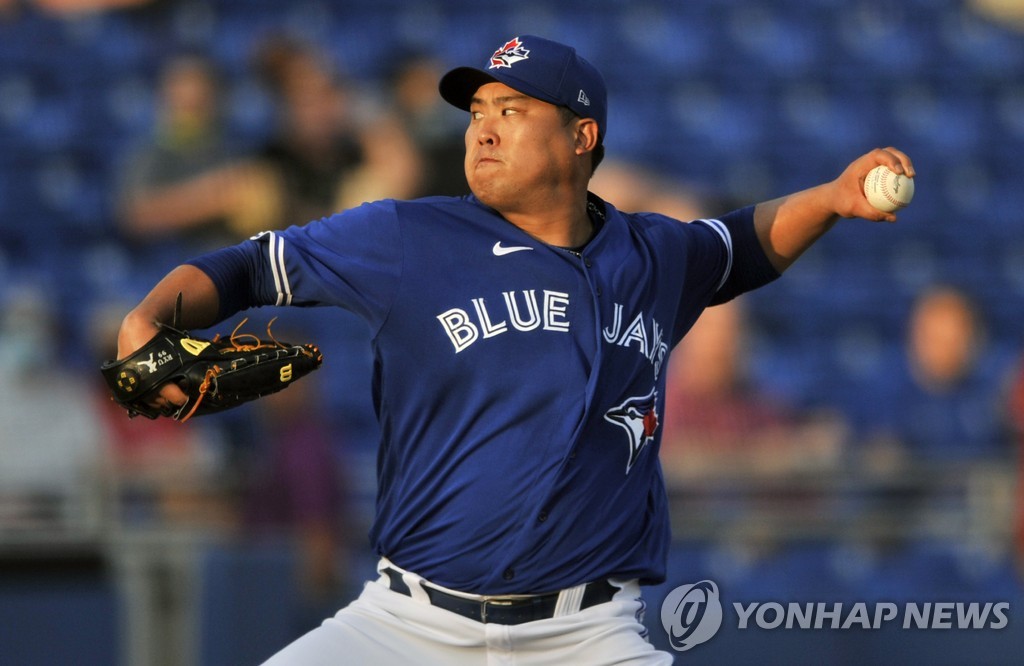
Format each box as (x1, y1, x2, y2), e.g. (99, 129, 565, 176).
(0, 0, 1022, 664)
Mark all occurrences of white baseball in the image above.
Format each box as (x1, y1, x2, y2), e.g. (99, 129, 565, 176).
(863, 165, 914, 213)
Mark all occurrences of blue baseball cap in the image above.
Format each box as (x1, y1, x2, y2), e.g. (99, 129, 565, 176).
(439, 35, 607, 141)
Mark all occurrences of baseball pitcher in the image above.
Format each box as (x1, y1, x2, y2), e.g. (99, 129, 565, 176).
(110, 35, 914, 665)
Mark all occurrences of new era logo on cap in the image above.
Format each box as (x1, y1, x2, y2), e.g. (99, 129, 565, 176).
(439, 35, 608, 141)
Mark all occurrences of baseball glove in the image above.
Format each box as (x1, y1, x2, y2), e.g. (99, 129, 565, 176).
(101, 304, 323, 422)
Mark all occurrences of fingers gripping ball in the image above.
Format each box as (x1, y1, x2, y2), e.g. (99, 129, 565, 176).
(864, 165, 914, 213)
(101, 318, 323, 422)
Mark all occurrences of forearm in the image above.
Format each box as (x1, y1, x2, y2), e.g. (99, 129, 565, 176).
(752, 147, 916, 274)
(117, 264, 220, 358)
(119, 162, 272, 235)
(753, 183, 841, 273)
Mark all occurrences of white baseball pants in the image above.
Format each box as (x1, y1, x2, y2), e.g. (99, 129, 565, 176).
(261, 561, 673, 665)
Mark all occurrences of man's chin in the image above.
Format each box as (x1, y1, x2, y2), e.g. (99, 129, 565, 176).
(466, 180, 502, 207)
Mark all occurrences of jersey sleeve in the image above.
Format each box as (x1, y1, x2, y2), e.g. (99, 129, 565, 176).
(703, 205, 780, 305)
(188, 199, 403, 334)
(660, 205, 779, 346)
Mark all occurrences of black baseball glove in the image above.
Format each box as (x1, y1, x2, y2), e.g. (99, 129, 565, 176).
(101, 310, 323, 422)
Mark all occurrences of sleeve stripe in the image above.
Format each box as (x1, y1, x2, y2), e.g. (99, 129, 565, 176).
(277, 234, 293, 305)
(697, 218, 733, 292)
(267, 232, 293, 306)
(268, 232, 282, 304)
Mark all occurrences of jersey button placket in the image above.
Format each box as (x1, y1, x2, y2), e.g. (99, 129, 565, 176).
(581, 255, 601, 297)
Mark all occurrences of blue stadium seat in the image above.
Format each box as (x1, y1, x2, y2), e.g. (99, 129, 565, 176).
(13, 97, 78, 153)
(719, 4, 826, 82)
(889, 83, 988, 156)
(829, 3, 939, 83)
(773, 84, 883, 155)
(101, 74, 157, 141)
(666, 82, 767, 161)
(82, 12, 156, 77)
(611, 4, 719, 78)
(999, 240, 1024, 298)
(205, 13, 266, 77)
(992, 87, 1024, 148)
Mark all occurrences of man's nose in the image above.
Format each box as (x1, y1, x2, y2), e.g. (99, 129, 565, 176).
(475, 119, 498, 145)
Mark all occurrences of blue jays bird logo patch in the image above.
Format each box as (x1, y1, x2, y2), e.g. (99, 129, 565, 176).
(604, 389, 659, 474)
(489, 37, 530, 69)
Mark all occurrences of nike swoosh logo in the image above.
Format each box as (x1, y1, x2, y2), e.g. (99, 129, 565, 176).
(492, 242, 534, 256)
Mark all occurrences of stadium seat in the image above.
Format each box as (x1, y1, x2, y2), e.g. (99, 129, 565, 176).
(937, 6, 1024, 76)
(720, 4, 825, 81)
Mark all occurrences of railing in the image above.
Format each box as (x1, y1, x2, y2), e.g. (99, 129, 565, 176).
(665, 459, 1017, 545)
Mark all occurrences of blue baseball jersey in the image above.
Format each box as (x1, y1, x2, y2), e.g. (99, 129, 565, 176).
(191, 193, 770, 595)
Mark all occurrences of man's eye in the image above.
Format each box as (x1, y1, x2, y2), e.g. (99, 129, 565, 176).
(471, 111, 483, 120)
(502, 108, 518, 116)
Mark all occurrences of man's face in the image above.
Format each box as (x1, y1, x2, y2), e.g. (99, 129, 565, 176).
(463, 81, 579, 213)
(909, 290, 977, 387)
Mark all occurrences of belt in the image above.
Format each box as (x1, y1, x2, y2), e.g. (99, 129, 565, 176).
(382, 567, 619, 625)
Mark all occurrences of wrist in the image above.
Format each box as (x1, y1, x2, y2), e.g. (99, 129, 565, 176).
(117, 308, 162, 359)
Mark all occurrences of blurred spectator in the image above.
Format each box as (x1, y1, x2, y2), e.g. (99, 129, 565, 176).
(843, 286, 1016, 552)
(32, 0, 151, 14)
(384, 50, 468, 197)
(0, 286, 104, 532)
(970, 0, 1024, 31)
(660, 299, 846, 484)
(112, 37, 370, 636)
(252, 35, 421, 224)
(1004, 346, 1024, 568)
(590, 158, 707, 221)
(0, 0, 152, 17)
(854, 285, 1011, 464)
(116, 53, 279, 250)
(0, 0, 17, 19)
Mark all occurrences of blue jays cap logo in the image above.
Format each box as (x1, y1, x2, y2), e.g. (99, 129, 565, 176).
(605, 389, 660, 474)
(439, 34, 607, 140)
(489, 37, 530, 69)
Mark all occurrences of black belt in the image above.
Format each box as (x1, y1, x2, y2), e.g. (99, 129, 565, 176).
(382, 567, 618, 625)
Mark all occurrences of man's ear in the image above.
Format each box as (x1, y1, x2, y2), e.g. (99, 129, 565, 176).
(575, 118, 600, 155)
